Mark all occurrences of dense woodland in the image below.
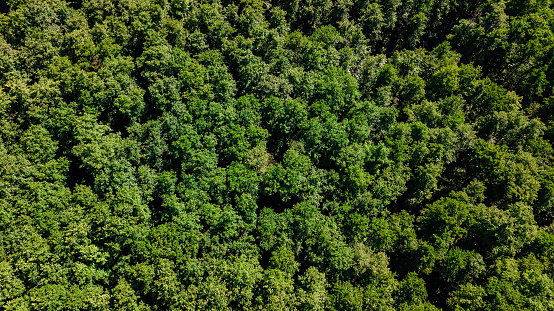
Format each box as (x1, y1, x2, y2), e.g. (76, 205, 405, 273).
(1, 0, 554, 309)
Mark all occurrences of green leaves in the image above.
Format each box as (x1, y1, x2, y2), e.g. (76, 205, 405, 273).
(2, 0, 554, 309)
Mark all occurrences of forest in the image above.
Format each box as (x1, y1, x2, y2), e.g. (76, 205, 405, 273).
(1, 0, 554, 310)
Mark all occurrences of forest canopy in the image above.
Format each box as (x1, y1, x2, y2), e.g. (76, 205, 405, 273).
(1, 0, 554, 310)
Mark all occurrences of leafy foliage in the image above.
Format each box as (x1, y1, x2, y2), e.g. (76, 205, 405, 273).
(1, 0, 554, 309)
